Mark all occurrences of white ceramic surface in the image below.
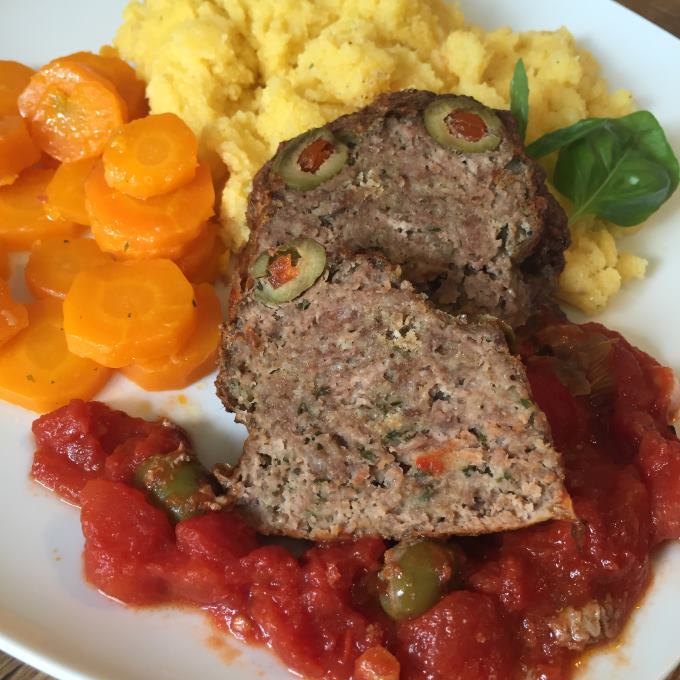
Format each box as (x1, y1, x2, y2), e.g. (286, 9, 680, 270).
(0, 1, 679, 678)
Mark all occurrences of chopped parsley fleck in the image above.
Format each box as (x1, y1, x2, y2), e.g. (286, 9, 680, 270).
(519, 398, 533, 408)
(470, 427, 488, 447)
(359, 448, 377, 463)
(26, 374, 35, 382)
(296, 299, 311, 310)
(313, 385, 330, 398)
(462, 465, 478, 477)
(123, 241, 130, 252)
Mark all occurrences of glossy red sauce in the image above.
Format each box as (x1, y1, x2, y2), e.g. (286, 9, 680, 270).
(31, 317, 680, 680)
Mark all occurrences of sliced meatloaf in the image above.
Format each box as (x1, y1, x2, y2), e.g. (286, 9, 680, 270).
(216, 250, 573, 540)
(243, 89, 569, 327)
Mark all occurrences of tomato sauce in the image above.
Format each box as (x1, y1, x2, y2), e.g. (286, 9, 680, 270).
(31, 316, 680, 680)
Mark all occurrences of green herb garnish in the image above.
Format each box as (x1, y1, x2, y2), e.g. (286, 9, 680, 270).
(510, 58, 529, 142)
(527, 111, 679, 226)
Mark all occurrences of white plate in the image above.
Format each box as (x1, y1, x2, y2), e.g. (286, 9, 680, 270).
(1, 1, 679, 679)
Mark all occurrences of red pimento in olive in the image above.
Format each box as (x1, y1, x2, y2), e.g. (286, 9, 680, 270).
(274, 128, 348, 190)
(297, 137, 335, 173)
(424, 95, 502, 152)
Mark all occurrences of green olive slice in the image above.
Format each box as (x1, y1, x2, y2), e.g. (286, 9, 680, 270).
(273, 128, 348, 190)
(134, 453, 214, 523)
(378, 539, 462, 621)
(424, 96, 502, 153)
(250, 237, 326, 304)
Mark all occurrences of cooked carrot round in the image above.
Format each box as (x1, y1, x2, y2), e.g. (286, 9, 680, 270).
(122, 282, 221, 390)
(62, 50, 147, 121)
(25, 237, 113, 300)
(0, 115, 41, 186)
(0, 298, 111, 412)
(103, 113, 198, 199)
(45, 157, 96, 225)
(0, 168, 80, 250)
(63, 259, 197, 368)
(18, 58, 128, 162)
(0, 60, 34, 116)
(86, 161, 214, 259)
(0, 240, 9, 279)
(174, 221, 226, 284)
(0, 279, 29, 348)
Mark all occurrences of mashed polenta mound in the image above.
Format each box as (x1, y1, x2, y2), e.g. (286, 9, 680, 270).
(116, 0, 646, 314)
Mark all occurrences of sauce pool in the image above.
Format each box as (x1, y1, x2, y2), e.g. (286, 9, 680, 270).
(30, 315, 680, 680)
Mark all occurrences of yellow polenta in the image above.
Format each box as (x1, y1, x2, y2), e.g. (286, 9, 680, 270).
(116, 0, 647, 314)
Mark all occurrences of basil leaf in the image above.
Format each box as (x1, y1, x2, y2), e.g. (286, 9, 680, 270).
(552, 112, 678, 226)
(526, 118, 609, 158)
(509, 58, 529, 142)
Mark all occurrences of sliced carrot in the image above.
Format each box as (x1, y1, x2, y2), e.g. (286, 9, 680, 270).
(63, 50, 147, 121)
(63, 259, 196, 368)
(86, 161, 214, 259)
(122, 282, 221, 390)
(0, 240, 9, 279)
(0, 60, 34, 116)
(18, 58, 127, 162)
(0, 298, 111, 412)
(0, 115, 41, 186)
(25, 237, 113, 300)
(45, 157, 96, 225)
(174, 221, 226, 284)
(103, 113, 198, 199)
(0, 279, 29, 348)
(0, 168, 81, 250)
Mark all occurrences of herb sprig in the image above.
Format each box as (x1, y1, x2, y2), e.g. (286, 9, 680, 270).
(509, 59, 679, 227)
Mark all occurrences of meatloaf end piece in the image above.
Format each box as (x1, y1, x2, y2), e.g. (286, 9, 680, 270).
(243, 89, 569, 327)
(216, 252, 573, 540)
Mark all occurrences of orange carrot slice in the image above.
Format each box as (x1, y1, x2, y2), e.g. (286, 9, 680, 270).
(0, 60, 34, 116)
(103, 113, 198, 199)
(25, 236, 113, 300)
(0, 115, 41, 186)
(174, 221, 226, 284)
(122, 282, 221, 390)
(0, 240, 9, 279)
(45, 157, 96, 225)
(0, 168, 81, 250)
(63, 258, 196, 368)
(86, 160, 214, 259)
(63, 50, 147, 121)
(0, 298, 111, 412)
(0, 279, 29, 348)
(18, 58, 127, 162)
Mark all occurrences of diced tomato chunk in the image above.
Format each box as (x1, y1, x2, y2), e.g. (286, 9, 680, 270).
(396, 591, 513, 680)
(81, 480, 173, 558)
(176, 511, 259, 563)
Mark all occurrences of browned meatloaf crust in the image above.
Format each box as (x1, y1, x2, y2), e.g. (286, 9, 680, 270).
(215, 252, 573, 540)
(242, 89, 569, 327)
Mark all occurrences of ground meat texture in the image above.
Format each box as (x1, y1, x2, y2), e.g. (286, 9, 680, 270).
(243, 90, 569, 327)
(216, 253, 572, 540)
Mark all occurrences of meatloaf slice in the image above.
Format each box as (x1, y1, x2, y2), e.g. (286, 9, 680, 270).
(243, 89, 569, 327)
(216, 250, 573, 540)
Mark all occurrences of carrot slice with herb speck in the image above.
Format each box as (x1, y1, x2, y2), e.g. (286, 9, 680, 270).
(86, 160, 214, 259)
(25, 236, 113, 300)
(63, 258, 197, 368)
(0, 298, 111, 412)
(122, 282, 221, 390)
